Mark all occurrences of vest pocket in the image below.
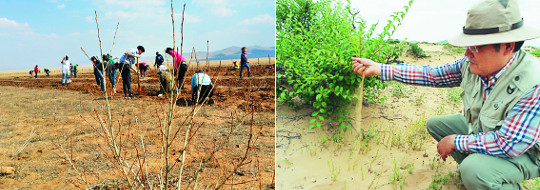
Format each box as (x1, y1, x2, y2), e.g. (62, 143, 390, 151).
(461, 87, 478, 125)
(478, 100, 507, 132)
(478, 115, 500, 131)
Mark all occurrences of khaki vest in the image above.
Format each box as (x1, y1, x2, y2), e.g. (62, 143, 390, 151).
(460, 50, 540, 155)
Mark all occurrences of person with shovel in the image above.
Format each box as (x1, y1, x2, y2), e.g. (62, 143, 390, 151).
(61, 56, 70, 85)
(73, 63, 78, 78)
(157, 65, 173, 96)
(33, 65, 40, 78)
(119, 45, 145, 98)
(352, 0, 540, 188)
(91, 56, 105, 91)
(103, 54, 117, 93)
(165, 47, 187, 90)
(155, 51, 164, 68)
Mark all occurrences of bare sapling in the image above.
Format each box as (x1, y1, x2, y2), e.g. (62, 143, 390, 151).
(53, 1, 267, 189)
(110, 21, 120, 92)
(51, 115, 90, 188)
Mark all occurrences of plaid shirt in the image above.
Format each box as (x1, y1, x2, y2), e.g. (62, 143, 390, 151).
(381, 54, 540, 158)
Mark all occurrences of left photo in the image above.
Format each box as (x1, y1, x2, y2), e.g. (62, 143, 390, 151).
(0, 0, 275, 189)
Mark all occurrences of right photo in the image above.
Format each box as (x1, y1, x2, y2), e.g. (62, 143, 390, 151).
(276, 0, 540, 189)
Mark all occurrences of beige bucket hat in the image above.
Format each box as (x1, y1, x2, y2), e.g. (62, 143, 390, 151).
(448, 0, 540, 47)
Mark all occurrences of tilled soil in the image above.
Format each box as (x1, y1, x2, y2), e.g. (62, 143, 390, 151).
(0, 65, 275, 112)
(0, 64, 276, 189)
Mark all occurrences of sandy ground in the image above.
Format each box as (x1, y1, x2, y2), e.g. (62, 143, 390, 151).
(0, 60, 275, 189)
(276, 43, 540, 189)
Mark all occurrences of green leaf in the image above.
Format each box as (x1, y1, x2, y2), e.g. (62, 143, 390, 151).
(310, 118, 317, 123)
(316, 122, 321, 128)
(280, 92, 287, 100)
(319, 115, 325, 121)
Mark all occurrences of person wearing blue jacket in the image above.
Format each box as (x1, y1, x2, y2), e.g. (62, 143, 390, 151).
(239, 47, 250, 78)
(91, 56, 105, 91)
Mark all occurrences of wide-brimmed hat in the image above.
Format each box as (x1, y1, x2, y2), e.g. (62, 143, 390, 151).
(448, 0, 540, 47)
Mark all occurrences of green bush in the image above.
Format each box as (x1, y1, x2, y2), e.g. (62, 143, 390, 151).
(408, 42, 429, 58)
(277, 0, 414, 131)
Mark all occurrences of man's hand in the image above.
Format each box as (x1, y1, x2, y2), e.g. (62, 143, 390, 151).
(351, 57, 382, 77)
(437, 134, 457, 161)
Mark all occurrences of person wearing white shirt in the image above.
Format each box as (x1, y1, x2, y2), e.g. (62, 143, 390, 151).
(191, 70, 214, 104)
(61, 56, 70, 85)
(118, 45, 145, 98)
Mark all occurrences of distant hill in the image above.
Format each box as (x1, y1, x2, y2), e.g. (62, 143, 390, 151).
(139, 46, 275, 63)
(200, 45, 275, 61)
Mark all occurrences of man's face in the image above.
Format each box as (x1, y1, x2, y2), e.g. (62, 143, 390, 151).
(138, 49, 143, 55)
(464, 43, 512, 77)
(242, 48, 247, 53)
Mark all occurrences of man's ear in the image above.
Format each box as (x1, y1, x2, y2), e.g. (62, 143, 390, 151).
(503, 42, 515, 55)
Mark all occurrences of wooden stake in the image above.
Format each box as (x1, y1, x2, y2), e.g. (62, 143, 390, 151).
(137, 57, 141, 91)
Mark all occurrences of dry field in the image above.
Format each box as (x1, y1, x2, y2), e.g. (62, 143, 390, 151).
(276, 43, 540, 189)
(0, 59, 275, 189)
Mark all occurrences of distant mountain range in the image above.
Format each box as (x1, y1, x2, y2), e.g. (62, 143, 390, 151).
(141, 46, 275, 62)
(208, 45, 275, 60)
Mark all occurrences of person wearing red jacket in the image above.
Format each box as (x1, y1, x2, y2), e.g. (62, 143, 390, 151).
(33, 65, 39, 78)
(165, 47, 187, 89)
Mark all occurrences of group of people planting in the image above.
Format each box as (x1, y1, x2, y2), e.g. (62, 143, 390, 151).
(31, 60, 77, 80)
(42, 46, 252, 103)
(58, 44, 241, 104)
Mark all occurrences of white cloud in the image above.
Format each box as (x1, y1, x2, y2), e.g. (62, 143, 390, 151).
(215, 7, 236, 17)
(239, 14, 274, 26)
(57, 4, 66, 9)
(46, 33, 59, 38)
(182, 13, 203, 23)
(102, 0, 165, 9)
(0, 18, 59, 39)
(103, 0, 131, 9)
(192, 0, 237, 17)
(105, 10, 135, 20)
(0, 18, 29, 29)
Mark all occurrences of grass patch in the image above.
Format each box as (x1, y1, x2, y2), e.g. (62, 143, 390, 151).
(530, 49, 540, 56)
(391, 82, 408, 98)
(389, 159, 408, 189)
(353, 123, 381, 154)
(413, 94, 425, 106)
(521, 178, 540, 190)
(443, 44, 466, 55)
(327, 159, 341, 183)
(447, 87, 462, 103)
(407, 116, 429, 151)
(429, 171, 462, 190)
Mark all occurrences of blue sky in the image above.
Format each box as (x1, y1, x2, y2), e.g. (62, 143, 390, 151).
(0, 0, 275, 71)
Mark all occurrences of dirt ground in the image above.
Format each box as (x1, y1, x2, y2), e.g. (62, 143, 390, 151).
(0, 61, 275, 189)
(275, 43, 540, 189)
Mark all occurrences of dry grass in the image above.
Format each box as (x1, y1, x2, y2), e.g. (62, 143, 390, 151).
(0, 86, 275, 189)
